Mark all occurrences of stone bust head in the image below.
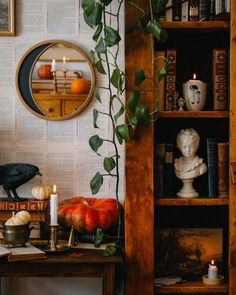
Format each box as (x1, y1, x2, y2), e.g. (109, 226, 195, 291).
(174, 128, 207, 198)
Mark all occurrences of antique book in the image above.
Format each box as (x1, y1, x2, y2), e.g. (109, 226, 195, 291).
(0, 199, 49, 212)
(210, 0, 216, 20)
(172, 0, 182, 21)
(0, 242, 46, 262)
(155, 51, 166, 111)
(163, 143, 174, 197)
(207, 138, 218, 197)
(165, 49, 176, 111)
(212, 48, 228, 111)
(189, 0, 199, 21)
(181, 0, 189, 21)
(155, 143, 165, 198)
(165, 0, 172, 21)
(199, 0, 210, 20)
(217, 142, 229, 198)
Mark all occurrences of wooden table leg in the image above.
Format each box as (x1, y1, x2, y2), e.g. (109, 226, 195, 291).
(103, 264, 115, 295)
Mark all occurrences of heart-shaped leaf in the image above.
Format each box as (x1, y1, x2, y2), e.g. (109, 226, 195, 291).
(81, 0, 95, 16)
(151, 0, 169, 14)
(93, 23, 103, 42)
(101, 0, 112, 6)
(116, 124, 131, 142)
(146, 20, 168, 42)
(135, 102, 150, 126)
(89, 135, 103, 153)
(158, 60, 169, 81)
(93, 109, 99, 128)
(111, 68, 121, 89)
(104, 26, 121, 47)
(90, 172, 103, 194)
(103, 244, 117, 256)
(103, 157, 116, 173)
(94, 228, 104, 247)
(94, 85, 102, 102)
(127, 89, 140, 113)
(83, 2, 102, 28)
(95, 60, 106, 74)
(135, 69, 146, 86)
(95, 37, 106, 53)
(114, 105, 124, 123)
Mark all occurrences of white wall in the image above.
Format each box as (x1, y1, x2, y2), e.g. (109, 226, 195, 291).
(0, 1, 124, 294)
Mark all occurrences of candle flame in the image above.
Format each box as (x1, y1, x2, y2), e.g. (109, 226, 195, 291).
(52, 59, 55, 63)
(193, 73, 196, 80)
(53, 184, 57, 193)
(63, 56, 66, 62)
(211, 259, 214, 265)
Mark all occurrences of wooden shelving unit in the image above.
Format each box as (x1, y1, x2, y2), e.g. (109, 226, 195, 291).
(125, 2, 236, 295)
(155, 198, 229, 206)
(159, 111, 229, 118)
(160, 20, 229, 30)
(155, 281, 228, 294)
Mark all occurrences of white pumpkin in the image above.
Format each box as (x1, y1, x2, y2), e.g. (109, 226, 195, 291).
(16, 210, 31, 224)
(32, 184, 53, 200)
(5, 211, 31, 225)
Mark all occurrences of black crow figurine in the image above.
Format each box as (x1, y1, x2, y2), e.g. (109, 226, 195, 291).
(0, 163, 42, 201)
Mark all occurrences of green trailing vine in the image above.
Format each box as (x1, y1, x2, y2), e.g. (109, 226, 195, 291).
(81, 0, 169, 254)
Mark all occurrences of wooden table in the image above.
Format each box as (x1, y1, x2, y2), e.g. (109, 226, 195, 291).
(0, 251, 123, 295)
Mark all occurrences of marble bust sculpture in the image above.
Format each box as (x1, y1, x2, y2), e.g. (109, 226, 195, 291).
(174, 128, 207, 198)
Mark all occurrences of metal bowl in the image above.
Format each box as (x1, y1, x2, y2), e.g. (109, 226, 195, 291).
(2, 223, 32, 248)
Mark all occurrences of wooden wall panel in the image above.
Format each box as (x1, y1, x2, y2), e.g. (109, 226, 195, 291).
(230, 1, 236, 294)
(125, 1, 154, 295)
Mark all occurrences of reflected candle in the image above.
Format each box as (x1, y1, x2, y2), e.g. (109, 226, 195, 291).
(50, 184, 58, 225)
(208, 260, 218, 279)
(62, 56, 67, 72)
(51, 59, 56, 72)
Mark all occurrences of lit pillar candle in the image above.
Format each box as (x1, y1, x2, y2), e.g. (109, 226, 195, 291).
(208, 260, 218, 279)
(182, 73, 207, 111)
(50, 184, 58, 225)
(62, 56, 67, 72)
(51, 59, 56, 72)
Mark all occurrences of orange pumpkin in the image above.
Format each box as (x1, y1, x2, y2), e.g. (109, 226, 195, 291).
(37, 64, 53, 79)
(70, 72, 90, 94)
(58, 196, 123, 233)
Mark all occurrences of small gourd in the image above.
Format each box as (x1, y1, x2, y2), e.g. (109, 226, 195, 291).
(32, 184, 53, 200)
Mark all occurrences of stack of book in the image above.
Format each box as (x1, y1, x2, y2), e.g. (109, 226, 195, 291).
(164, 0, 230, 22)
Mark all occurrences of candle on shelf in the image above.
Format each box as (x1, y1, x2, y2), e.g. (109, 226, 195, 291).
(51, 59, 56, 72)
(208, 260, 218, 279)
(50, 184, 58, 225)
(62, 56, 67, 72)
(182, 73, 207, 111)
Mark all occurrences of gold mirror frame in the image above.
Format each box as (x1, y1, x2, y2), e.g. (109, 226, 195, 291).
(16, 40, 95, 120)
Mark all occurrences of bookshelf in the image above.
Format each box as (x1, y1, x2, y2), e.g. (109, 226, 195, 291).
(125, 1, 236, 295)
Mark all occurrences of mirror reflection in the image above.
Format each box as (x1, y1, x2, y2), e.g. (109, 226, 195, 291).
(16, 40, 95, 120)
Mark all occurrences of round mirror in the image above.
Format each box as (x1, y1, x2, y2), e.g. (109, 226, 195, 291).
(16, 40, 95, 120)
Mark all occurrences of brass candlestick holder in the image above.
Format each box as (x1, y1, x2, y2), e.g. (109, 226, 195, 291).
(51, 71, 57, 94)
(63, 70, 67, 93)
(49, 224, 58, 251)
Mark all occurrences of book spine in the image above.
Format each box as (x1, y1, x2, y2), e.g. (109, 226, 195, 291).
(155, 143, 165, 198)
(199, 0, 210, 20)
(212, 48, 228, 111)
(225, 0, 230, 12)
(210, 0, 216, 19)
(189, 0, 199, 21)
(207, 138, 218, 197)
(172, 0, 182, 21)
(165, 49, 176, 111)
(155, 51, 166, 111)
(217, 142, 229, 197)
(165, 0, 172, 21)
(163, 143, 174, 197)
(0, 200, 48, 211)
(182, 0, 189, 21)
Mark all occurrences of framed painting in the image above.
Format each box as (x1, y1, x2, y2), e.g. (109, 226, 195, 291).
(0, 0, 15, 36)
(155, 228, 223, 279)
